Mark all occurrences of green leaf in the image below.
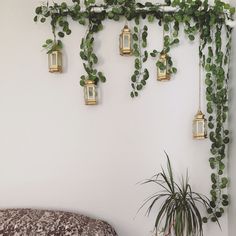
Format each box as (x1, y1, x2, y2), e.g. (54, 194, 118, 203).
(208, 123, 214, 129)
(141, 80, 146, 86)
(188, 35, 195, 41)
(222, 200, 229, 206)
(164, 23, 169, 31)
(150, 52, 156, 57)
(112, 7, 120, 14)
(58, 32, 65, 38)
(100, 75, 106, 83)
(223, 137, 229, 144)
(230, 7, 235, 15)
(131, 75, 136, 82)
(172, 67, 177, 73)
(173, 38, 179, 44)
(92, 54, 98, 64)
(133, 34, 138, 41)
(148, 15, 154, 22)
(61, 2, 67, 9)
(107, 11, 114, 19)
(133, 51, 140, 57)
(40, 18, 46, 23)
(80, 51, 87, 60)
(79, 19, 86, 25)
(80, 80, 85, 86)
(137, 84, 143, 90)
(46, 39, 53, 44)
(35, 6, 42, 14)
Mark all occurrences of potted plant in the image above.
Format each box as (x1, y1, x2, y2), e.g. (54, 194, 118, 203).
(139, 153, 218, 236)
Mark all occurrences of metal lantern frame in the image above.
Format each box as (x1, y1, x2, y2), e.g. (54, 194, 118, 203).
(157, 19, 170, 81)
(84, 79, 98, 105)
(119, 25, 132, 56)
(193, 110, 207, 139)
(157, 53, 170, 81)
(48, 50, 63, 73)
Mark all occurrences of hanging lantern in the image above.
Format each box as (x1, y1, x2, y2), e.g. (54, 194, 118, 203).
(48, 50, 62, 73)
(119, 25, 132, 56)
(157, 53, 170, 81)
(193, 110, 207, 139)
(192, 40, 207, 140)
(84, 80, 98, 105)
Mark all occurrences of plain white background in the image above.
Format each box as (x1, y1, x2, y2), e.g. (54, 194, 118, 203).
(0, 0, 233, 235)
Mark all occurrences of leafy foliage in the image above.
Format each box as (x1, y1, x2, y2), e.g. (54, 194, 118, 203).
(139, 153, 217, 236)
(130, 18, 149, 98)
(42, 39, 63, 54)
(34, 0, 235, 224)
(79, 29, 106, 86)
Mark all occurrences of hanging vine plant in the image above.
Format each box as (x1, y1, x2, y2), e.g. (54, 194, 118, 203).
(130, 17, 149, 97)
(34, 0, 235, 225)
(79, 24, 106, 86)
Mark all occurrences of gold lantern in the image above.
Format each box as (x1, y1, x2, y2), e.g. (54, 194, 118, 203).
(193, 45, 207, 140)
(119, 25, 132, 56)
(157, 53, 170, 81)
(84, 80, 97, 105)
(193, 110, 207, 139)
(48, 50, 62, 73)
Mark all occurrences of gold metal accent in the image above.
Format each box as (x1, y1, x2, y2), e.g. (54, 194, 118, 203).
(119, 25, 132, 56)
(193, 110, 207, 139)
(157, 53, 170, 81)
(48, 50, 62, 73)
(84, 80, 97, 105)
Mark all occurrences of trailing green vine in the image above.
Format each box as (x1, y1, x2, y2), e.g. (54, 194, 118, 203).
(34, 0, 235, 224)
(201, 23, 232, 223)
(130, 17, 149, 97)
(150, 15, 179, 77)
(79, 23, 106, 86)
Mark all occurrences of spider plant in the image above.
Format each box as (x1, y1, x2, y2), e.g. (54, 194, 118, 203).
(139, 153, 217, 236)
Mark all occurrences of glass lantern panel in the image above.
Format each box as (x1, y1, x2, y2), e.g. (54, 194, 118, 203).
(197, 121, 204, 134)
(57, 53, 62, 66)
(86, 87, 90, 99)
(123, 34, 130, 49)
(193, 122, 197, 134)
(88, 86, 95, 99)
(52, 52, 57, 65)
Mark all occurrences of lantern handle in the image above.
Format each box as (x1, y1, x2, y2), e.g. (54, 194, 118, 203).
(125, 18, 128, 26)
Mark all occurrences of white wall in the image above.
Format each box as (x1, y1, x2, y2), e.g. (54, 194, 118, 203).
(0, 1, 229, 235)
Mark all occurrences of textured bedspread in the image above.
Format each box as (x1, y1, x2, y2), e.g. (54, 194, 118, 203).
(0, 209, 117, 236)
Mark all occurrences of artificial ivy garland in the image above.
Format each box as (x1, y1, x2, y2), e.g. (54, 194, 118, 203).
(34, 0, 235, 223)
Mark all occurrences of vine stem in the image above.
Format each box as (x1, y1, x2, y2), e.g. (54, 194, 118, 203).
(198, 38, 202, 111)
